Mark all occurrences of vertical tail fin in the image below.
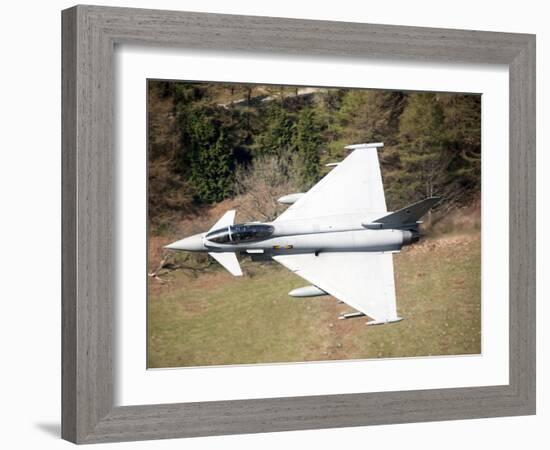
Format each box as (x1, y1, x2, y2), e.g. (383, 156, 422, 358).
(372, 197, 441, 228)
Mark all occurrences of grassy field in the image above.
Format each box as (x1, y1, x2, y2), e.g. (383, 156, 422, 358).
(147, 231, 481, 368)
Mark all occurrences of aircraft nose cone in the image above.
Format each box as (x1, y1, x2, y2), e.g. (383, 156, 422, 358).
(164, 233, 205, 252)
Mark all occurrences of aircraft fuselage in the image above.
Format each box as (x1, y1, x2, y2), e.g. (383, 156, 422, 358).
(166, 212, 416, 256)
(212, 228, 408, 254)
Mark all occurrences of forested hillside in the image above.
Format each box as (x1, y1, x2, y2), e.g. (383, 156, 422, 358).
(148, 80, 481, 232)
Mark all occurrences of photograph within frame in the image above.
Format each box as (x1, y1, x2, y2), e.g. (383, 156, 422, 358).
(146, 80, 482, 369)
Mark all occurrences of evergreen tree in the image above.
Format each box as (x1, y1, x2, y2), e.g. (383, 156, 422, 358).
(147, 81, 196, 231)
(336, 90, 406, 146)
(192, 130, 235, 203)
(439, 94, 481, 194)
(293, 108, 322, 189)
(326, 90, 406, 177)
(386, 92, 482, 209)
(177, 106, 235, 204)
(254, 103, 294, 158)
(390, 93, 450, 206)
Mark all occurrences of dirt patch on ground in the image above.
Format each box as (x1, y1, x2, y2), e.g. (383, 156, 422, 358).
(404, 233, 479, 256)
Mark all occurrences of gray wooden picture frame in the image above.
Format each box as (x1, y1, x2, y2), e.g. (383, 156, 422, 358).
(61, 4, 536, 444)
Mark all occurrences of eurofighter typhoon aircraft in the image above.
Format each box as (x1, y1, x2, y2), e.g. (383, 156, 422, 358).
(166, 143, 440, 325)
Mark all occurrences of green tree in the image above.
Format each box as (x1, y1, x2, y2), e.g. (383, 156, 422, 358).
(190, 131, 233, 203)
(388, 93, 449, 207)
(293, 108, 322, 189)
(177, 105, 235, 204)
(323, 89, 406, 174)
(192, 130, 235, 203)
(336, 90, 406, 145)
(254, 103, 295, 158)
(385, 92, 482, 210)
(439, 94, 481, 194)
(147, 81, 198, 231)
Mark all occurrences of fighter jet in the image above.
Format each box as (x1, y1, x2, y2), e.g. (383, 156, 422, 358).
(165, 142, 440, 325)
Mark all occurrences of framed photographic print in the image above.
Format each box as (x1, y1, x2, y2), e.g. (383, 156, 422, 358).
(62, 5, 535, 444)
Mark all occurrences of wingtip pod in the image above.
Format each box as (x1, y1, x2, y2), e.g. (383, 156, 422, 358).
(366, 317, 404, 326)
(344, 142, 384, 150)
(278, 193, 304, 205)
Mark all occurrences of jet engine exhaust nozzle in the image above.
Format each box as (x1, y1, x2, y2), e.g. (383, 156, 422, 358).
(401, 230, 420, 246)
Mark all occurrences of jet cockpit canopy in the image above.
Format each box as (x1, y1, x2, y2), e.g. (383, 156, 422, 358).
(205, 223, 274, 244)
